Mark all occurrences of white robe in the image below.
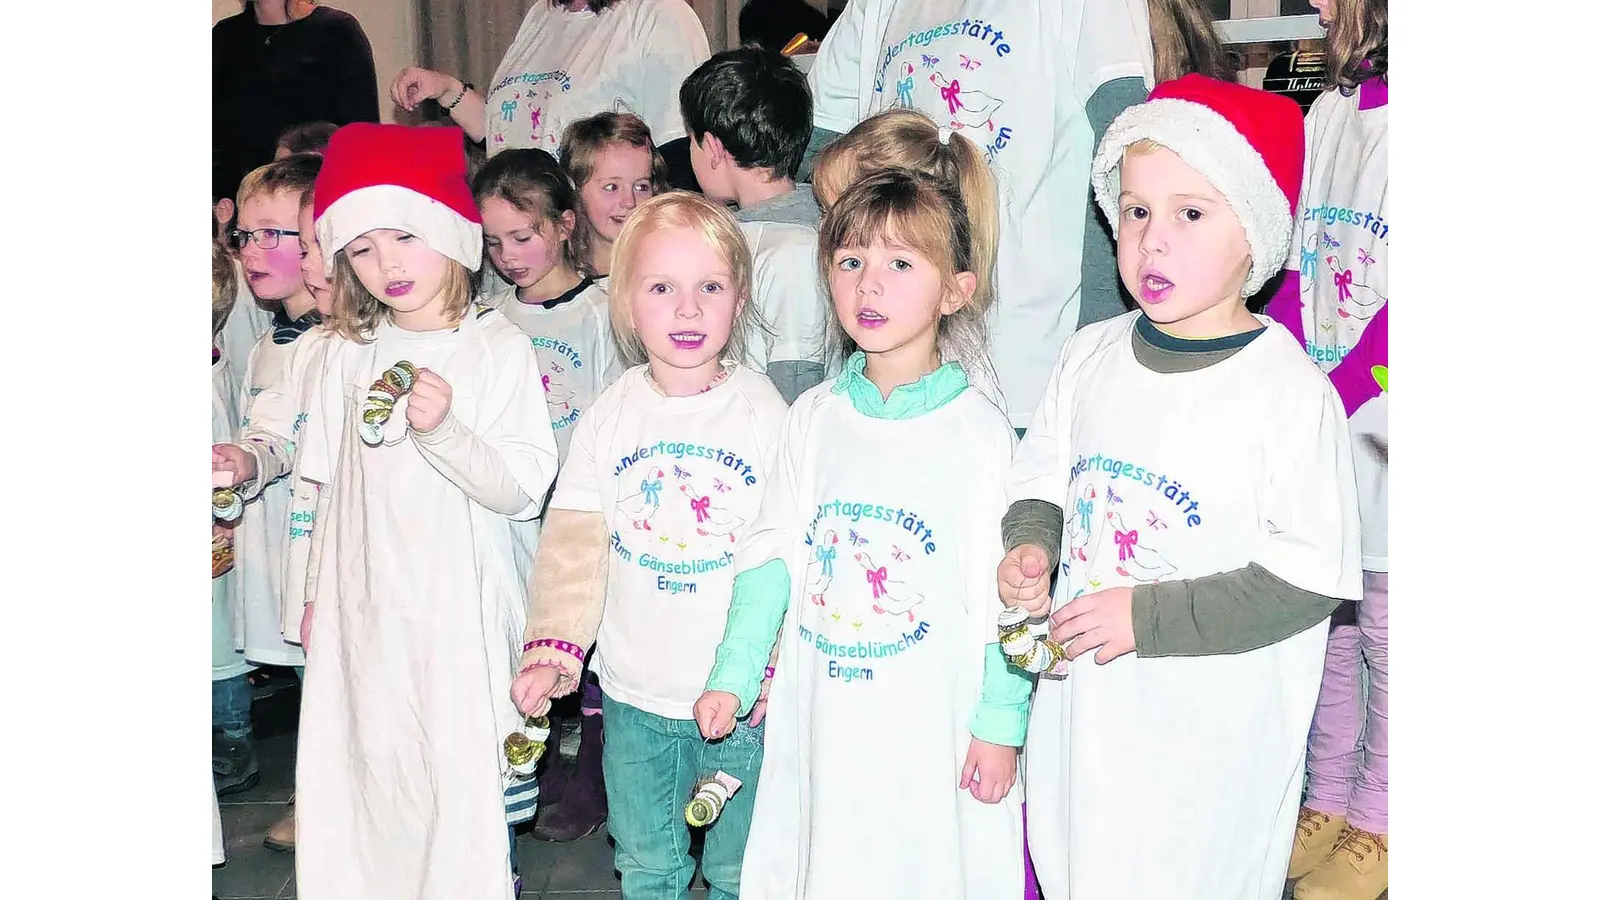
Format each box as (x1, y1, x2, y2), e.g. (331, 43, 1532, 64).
(737, 381, 1025, 899)
(295, 307, 559, 900)
(231, 324, 315, 666)
(1007, 313, 1362, 899)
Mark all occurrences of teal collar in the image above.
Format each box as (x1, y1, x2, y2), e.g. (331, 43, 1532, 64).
(831, 351, 967, 419)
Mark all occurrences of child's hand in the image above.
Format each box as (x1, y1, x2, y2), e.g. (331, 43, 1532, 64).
(213, 443, 257, 488)
(1050, 586, 1136, 664)
(510, 665, 563, 718)
(406, 369, 452, 434)
(997, 543, 1052, 616)
(694, 691, 740, 739)
(299, 601, 315, 653)
(959, 737, 1018, 804)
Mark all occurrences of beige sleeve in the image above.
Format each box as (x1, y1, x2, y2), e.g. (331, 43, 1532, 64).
(517, 508, 610, 695)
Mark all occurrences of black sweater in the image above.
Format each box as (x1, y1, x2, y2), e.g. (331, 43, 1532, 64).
(213, 4, 380, 202)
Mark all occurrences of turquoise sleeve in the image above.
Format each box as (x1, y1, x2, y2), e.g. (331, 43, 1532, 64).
(704, 558, 792, 716)
(968, 642, 1035, 747)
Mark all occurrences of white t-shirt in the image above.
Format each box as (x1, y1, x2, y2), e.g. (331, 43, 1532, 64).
(551, 364, 789, 719)
(737, 185, 832, 375)
(1007, 312, 1362, 899)
(808, 0, 1153, 424)
(486, 279, 623, 463)
(484, 0, 710, 156)
(737, 378, 1024, 900)
(1286, 85, 1389, 572)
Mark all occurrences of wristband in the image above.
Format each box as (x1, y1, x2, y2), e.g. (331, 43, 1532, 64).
(522, 638, 587, 663)
(442, 80, 472, 112)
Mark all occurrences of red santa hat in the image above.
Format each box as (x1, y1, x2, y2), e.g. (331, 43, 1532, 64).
(312, 123, 482, 277)
(1090, 74, 1305, 297)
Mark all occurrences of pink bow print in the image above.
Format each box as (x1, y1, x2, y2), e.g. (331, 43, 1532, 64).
(866, 566, 888, 598)
(1334, 268, 1354, 303)
(690, 496, 711, 523)
(541, 374, 552, 393)
(1114, 529, 1139, 562)
(939, 78, 963, 115)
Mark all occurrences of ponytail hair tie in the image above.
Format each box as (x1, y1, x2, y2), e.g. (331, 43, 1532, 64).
(937, 126, 952, 146)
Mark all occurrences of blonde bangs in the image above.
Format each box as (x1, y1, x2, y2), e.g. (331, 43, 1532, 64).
(607, 191, 760, 367)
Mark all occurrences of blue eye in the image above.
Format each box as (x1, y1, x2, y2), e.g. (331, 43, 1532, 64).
(702, 281, 723, 294)
(647, 282, 670, 294)
(890, 258, 912, 271)
(837, 257, 861, 271)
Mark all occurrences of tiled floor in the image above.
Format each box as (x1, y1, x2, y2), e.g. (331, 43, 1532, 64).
(214, 672, 1372, 899)
(214, 673, 705, 899)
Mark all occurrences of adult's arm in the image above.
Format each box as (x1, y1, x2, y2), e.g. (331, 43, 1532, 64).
(327, 12, 381, 124)
(1077, 77, 1148, 330)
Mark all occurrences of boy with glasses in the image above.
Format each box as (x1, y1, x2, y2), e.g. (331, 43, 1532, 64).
(213, 152, 323, 801)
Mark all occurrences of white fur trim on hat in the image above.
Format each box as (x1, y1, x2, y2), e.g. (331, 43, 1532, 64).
(1090, 98, 1291, 297)
(315, 184, 483, 278)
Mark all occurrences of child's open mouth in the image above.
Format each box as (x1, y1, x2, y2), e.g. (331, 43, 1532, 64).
(385, 281, 414, 298)
(1139, 271, 1174, 304)
(856, 308, 887, 329)
(669, 331, 706, 350)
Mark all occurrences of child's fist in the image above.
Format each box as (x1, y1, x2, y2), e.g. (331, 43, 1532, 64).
(694, 691, 740, 740)
(997, 543, 1052, 616)
(510, 666, 562, 718)
(959, 737, 1018, 804)
(406, 369, 452, 434)
(213, 442, 257, 488)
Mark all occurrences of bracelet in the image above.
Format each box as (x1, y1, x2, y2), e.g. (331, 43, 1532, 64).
(442, 80, 471, 112)
(522, 638, 586, 663)
(997, 606, 1071, 676)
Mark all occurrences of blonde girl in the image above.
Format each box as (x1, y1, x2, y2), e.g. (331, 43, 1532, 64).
(558, 111, 669, 279)
(290, 123, 559, 900)
(809, 108, 1007, 417)
(693, 167, 1028, 899)
(509, 192, 787, 898)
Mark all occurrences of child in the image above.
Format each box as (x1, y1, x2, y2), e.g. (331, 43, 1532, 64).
(224, 152, 324, 672)
(473, 148, 621, 463)
(1265, 2, 1389, 897)
(695, 166, 1028, 899)
(680, 46, 832, 404)
(508, 192, 788, 897)
(473, 147, 624, 842)
(559, 111, 668, 281)
(211, 241, 257, 799)
(212, 242, 238, 870)
(997, 74, 1362, 900)
(212, 179, 343, 854)
(809, 108, 1007, 414)
(291, 123, 560, 900)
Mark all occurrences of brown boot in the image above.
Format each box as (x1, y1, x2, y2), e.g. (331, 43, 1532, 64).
(1294, 827, 1387, 900)
(532, 712, 606, 842)
(1287, 807, 1346, 879)
(264, 801, 295, 852)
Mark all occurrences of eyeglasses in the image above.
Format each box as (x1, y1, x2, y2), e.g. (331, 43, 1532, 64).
(226, 227, 300, 251)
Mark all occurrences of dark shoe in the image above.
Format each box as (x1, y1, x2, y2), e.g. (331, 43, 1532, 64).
(213, 731, 260, 796)
(532, 713, 606, 842)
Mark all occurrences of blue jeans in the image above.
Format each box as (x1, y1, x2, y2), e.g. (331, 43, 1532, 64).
(211, 673, 253, 740)
(601, 693, 765, 900)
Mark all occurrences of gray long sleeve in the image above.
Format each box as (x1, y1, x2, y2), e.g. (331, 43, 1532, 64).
(1132, 563, 1344, 657)
(1001, 499, 1064, 575)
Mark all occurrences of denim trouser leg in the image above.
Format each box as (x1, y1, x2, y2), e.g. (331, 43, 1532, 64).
(602, 694, 700, 899)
